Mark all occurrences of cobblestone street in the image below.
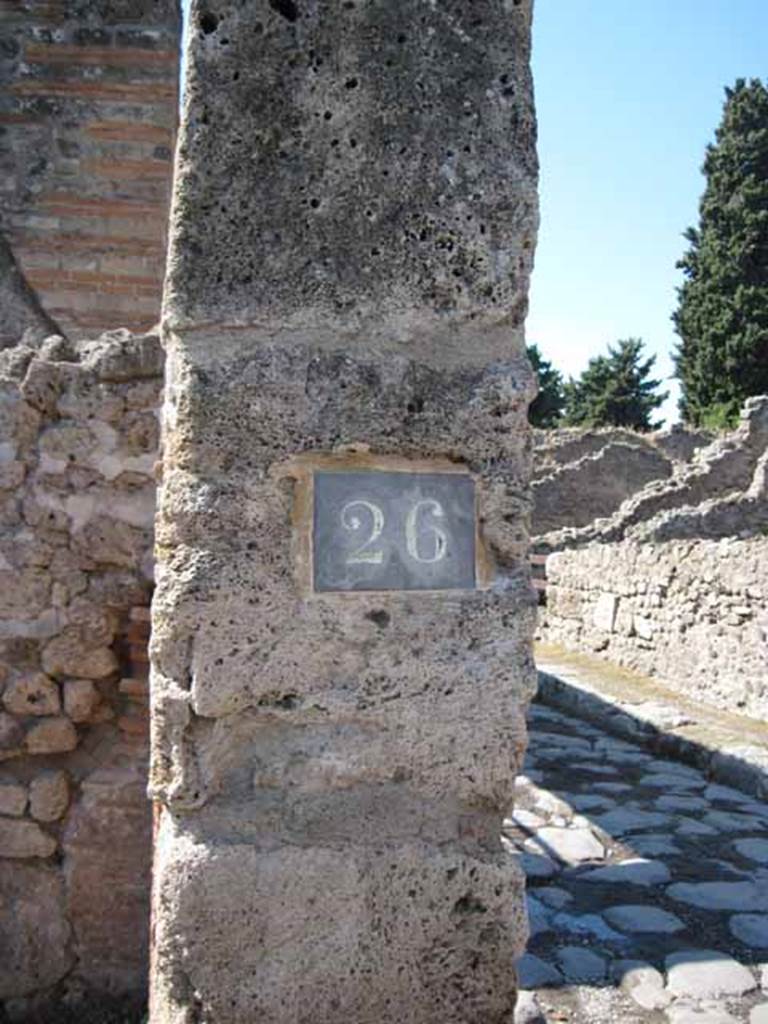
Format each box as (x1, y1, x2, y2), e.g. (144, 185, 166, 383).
(510, 701, 768, 1024)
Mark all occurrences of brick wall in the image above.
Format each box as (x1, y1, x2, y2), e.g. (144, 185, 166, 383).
(0, 0, 180, 339)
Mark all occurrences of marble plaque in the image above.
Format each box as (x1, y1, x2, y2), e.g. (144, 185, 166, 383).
(313, 470, 476, 592)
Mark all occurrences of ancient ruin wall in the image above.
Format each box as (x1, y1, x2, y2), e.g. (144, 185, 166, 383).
(539, 537, 768, 721)
(536, 397, 768, 552)
(0, 1, 180, 341)
(0, 331, 162, 1020)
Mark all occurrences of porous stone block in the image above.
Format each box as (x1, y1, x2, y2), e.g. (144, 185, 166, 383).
(63, 679, 101, 723)
(41, 632, 118, 679)
(25, 716, 78, 755)
(150, 1, 538, 1021)
(2, 672, 60, 717)
(0, 863, 73, 998)
(0, 816, 56, 858)
(29, 770, 69, 822)
(152, 819, 527, 1024)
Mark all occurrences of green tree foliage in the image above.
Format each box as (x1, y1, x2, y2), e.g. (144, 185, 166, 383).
(527, 344, 565, 427)
(673, 78, 768, 428)
(562, 338, 668, 431)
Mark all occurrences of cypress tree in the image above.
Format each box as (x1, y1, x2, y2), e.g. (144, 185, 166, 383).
(673, 79, 768, 427)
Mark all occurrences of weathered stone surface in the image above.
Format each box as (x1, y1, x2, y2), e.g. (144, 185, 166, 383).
(0, 775, 26, 816)
(579, 858, 671, 886)
(29, 770, 69, 822)
(556, 946, 607, 983)
(666, 1002, 741, 1024)
(668, 881, 768, 912)
(735, 838, 768, 864)
(63, 679, 101, 723)
(665, 949, 757, 998)
(604, 904, 685, 934)
(729, 914, 768, 948)
(0, 328, 161, 1011)
(613, 960, 671, 1011)
(41, 632, 118, 680)
(539, 534, 768, 720)
(516, 953, 562, 990)
(0, 862, 73, 998)
(25, 716, 78, 755)
(151, 2, 538, 1020)
(526, 826, 604, 865)
(0, 816, 56, 857)
(154, 823, 527, 1023)
(63, 765, 152, 997)
(2, 672, 60, 716)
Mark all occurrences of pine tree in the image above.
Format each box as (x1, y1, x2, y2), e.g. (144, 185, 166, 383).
(562, 338, 667, 431)
(527, 344, 565, 427)
(673, 78, 768, 428)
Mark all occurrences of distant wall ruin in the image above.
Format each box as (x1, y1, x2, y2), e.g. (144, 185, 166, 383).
(537, 398, 768, 720)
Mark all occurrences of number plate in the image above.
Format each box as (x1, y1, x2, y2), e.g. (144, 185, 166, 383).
(312, 470, 476, 592)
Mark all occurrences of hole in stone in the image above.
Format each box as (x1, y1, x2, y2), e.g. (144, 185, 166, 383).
(365, 609, 390, 629)
(345, 77, 359, 89)
(310, 197, 320, 208)
(269, 0, 299, 22)
(199, 11, 218, 34)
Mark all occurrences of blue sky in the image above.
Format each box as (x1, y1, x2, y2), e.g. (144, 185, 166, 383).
(529, 1, 768, 423)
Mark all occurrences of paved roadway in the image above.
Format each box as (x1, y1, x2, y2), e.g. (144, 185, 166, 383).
(509, 701, 768, 1024)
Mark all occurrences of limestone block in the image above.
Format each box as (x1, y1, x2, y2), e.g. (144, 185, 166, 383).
(0, 862, 74, 998)
(0, 568, 51, 620)
(39, 423, 99, 473)
(2, 672, 61, 717)
(593, 592, 619, 632)
(0, 816, 56, 858)
(79, 332, 164, 383)
(29, 770, 69, 822)
(41, 631, 117, 679)
(0, 774, 27, 816)
(25, 716, 78, 755)
(153, 821, 527, 1024)
(72, 516, 149, 569)
(63, 679, 101, 723)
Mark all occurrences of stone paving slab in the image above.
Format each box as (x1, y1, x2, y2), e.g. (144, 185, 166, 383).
(510, 693, 768, 1024)
(535, 644, 768, 799)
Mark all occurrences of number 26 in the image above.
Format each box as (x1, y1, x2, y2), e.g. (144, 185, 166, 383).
(341, 498, 448, 565)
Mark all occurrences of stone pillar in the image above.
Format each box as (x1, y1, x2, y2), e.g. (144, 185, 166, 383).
(150, 2, 538, 1022)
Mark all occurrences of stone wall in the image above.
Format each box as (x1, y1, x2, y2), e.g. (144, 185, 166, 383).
(530, 425, 711, 539)
(536, 397, 768, 551)
(0, 330, 162, 1020)
(539, 538, 768, 721)
(0, 1, 180, 342)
